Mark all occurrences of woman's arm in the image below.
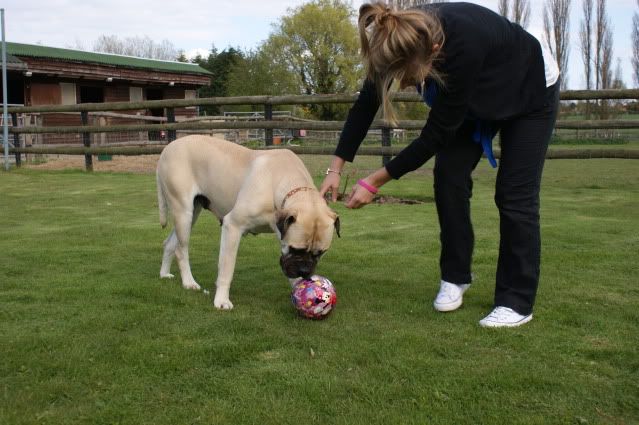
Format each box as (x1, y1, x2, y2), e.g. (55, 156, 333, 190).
(320, 79, 381, 202)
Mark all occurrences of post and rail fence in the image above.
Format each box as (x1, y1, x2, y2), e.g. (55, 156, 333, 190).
(4, 89, 639, 171)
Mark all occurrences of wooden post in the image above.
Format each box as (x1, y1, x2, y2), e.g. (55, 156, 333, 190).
(381, 126, 391, 166)
(81, 111, 93, 172)
(166, 108, 176, 142)
(10, 112, 21, 167)
(264, 103, 273, 146)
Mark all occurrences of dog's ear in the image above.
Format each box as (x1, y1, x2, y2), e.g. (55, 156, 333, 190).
(334, 215, 341, 238)
(276, 211, 297, 239)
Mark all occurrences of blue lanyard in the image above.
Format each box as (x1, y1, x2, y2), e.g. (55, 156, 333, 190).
(417, 81, 498, 168)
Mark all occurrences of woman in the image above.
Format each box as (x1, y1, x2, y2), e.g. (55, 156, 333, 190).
(319, 2, 560, 327)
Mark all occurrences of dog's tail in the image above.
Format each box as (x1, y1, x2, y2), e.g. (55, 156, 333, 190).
(156, 171, 169, 228)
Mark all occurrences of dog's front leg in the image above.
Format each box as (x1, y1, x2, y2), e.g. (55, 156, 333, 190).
(214, 215, 243, 310)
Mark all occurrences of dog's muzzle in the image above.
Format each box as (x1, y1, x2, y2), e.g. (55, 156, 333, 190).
(279, 252, 318, 279)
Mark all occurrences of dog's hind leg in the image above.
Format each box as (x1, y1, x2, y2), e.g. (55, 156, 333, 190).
(170, 200, 204, 291)
(160, 202, 203, 280)
(160, 230, 178, 279)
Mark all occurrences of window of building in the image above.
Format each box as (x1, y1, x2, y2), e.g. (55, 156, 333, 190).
(79, 86, 104, 103)
(60, 83, 77, 105)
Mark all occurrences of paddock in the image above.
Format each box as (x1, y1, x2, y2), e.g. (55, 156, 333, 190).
(1, 91, 638, 424)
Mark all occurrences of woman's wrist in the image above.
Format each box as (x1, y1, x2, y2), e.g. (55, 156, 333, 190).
(366, 167, 392, 188)
(357, 179, 379, 194)
(329, 156, 346, 174)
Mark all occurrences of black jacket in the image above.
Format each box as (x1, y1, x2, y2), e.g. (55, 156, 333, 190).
(335, 2, 548, 178)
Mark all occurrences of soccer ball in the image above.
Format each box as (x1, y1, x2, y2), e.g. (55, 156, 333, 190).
(291, 275, 337, 319)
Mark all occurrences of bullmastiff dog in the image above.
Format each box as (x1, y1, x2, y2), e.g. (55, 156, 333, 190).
(156, 135, 340, 310)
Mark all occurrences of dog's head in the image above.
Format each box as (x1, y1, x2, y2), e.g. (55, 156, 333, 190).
(276, 203, 340, 279)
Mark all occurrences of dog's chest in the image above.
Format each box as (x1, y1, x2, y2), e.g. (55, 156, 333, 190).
(245, 224, 273, 235)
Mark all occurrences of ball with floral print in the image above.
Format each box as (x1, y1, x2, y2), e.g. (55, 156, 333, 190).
(291, 275, 337, 319)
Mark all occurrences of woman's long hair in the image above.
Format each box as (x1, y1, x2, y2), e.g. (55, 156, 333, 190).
(358, 2, 444, 125)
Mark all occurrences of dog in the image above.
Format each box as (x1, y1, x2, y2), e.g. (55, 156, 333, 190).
(156, 135, 340, 310)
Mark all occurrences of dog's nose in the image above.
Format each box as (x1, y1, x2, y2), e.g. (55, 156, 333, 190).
(298, 266, 312, 279)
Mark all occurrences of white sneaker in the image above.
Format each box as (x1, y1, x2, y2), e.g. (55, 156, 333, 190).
(479, 306, 533, 328)
(433, 280, 470, 312)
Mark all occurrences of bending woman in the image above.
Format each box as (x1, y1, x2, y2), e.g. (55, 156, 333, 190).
(319, 2, 560, 327)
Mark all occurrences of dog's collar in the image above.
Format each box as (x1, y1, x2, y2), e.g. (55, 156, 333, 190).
(280, 187, 316, 209)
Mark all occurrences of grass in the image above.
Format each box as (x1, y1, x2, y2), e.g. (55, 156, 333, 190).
(1, 157, 638, 425)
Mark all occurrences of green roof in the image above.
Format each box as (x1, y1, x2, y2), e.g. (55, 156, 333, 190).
(6, 42, 212, 76)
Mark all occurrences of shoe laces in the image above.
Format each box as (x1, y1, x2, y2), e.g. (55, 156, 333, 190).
(486, 306, 516, 320)
(438, 282, 461, 300)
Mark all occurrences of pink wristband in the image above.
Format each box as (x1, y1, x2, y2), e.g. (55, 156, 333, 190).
(357, 179, 379, 194)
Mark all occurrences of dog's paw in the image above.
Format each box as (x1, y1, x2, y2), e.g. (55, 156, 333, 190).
(214, 297, 234, 310)
(182, 281, 202, 291)
(160, 272, 175, 279)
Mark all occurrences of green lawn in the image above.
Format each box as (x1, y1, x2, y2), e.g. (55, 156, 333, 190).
(1, 157, 638, 425)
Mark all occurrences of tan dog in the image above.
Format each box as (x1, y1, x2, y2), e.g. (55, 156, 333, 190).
(156, 135, 340, 310)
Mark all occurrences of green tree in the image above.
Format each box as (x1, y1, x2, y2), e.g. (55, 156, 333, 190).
(262, 0, 362, 120)
(176, 50, 189, 63)
(193, 45, 244, 115)
(227, 48, 297, 98)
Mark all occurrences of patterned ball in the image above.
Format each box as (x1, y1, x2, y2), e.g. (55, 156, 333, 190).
(291, 275, 337, 319)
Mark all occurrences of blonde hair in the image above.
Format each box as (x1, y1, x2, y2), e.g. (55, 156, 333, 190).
(358, 2, 444, 126)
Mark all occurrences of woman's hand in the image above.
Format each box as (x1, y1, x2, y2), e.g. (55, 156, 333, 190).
(345, 167, 393, 209)
(319, 171, 341, 202)
(345, 180, 376, 209)
(319, 156, 346, 202)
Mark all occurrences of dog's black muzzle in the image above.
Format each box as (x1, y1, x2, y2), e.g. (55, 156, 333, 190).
(279, 252, 318, 279)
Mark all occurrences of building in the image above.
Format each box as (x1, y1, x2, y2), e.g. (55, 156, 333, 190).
(2, 42, 212, 145)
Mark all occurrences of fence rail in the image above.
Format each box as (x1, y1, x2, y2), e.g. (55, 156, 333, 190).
(10, 145, 639, 160)
(4, 89, 639, 171)
(6, 89, 639, 114)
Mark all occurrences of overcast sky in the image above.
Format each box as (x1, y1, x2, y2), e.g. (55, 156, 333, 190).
(1, 0, 636, 89)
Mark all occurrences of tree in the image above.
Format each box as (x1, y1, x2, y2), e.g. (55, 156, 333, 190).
(543, 0, 572, 90)
(92, 35, 178, 60)
(632, 0, 639, 87)
(498, 0, 530, 28)
(387, 0, 447, 8)
(594, 0, 614, 90)
(612, 58, 625, 89)
(261, 0, 361, 120)
(192, 45, 244, 115)
(226, 48, 297, 100)
(579, 0, 594, 91)
(498, 0, 509, 18)
(176, 50, 189, 63)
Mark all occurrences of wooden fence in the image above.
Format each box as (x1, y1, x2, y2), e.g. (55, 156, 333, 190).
(5, 89, 639, 171)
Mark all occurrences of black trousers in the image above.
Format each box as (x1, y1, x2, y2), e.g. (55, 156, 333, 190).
(433, 82, 560, 315)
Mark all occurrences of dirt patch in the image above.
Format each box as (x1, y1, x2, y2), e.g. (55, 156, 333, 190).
(22, 154, 431, 205)
(335, 193, 431, 205)
(23, 155, 160, 174)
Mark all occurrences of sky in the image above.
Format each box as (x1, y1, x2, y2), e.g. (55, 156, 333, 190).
(1, 0, 636, 89)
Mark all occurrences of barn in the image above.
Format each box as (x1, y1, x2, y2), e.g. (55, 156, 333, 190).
(2, 42, 212, 145)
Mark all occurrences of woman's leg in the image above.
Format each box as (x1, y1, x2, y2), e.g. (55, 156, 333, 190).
(493, 83, 560, 315)
(434, 121, 484, 285)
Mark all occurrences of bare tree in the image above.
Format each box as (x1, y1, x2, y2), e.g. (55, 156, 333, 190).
(498, 0, 530, 28)
(600, 24, 613, 90)
(498, 0, 510, 17)
(512, 0, 531, 28)
(632, 0, 639, 87)
(578, 0, 594, 118)
(93, 35, 178, 61)
(612, 58, 625, 89)
(594, 0, 613, 90)
(543, 0, 572, 89)
(387, 0, 446, 9)
(579, 0, 594, 90)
